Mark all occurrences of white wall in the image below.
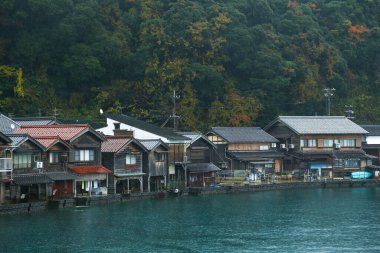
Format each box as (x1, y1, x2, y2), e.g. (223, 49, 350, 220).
(97, 118, 169, 142)
(366, 136, 380, 145)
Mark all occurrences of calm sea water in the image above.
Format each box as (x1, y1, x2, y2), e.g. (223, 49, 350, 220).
(1, 188, 380, 253)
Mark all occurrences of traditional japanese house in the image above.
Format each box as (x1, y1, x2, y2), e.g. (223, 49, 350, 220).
(101, 135, 147, 194)
(97, 113, 190, 188)
(34, 136, 76, 198)
(265, 116, 371, 178)
(138, 139, 169, 192)
(0, 131, 12, 203)
(16, 125, 111, 197)
(206, 127, 282, 177)
(6, 133, 52, 201)
(178, 132, 221, 187)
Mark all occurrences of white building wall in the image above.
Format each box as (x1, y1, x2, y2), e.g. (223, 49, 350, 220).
(366, 136, 380, 145)
(97, 118, 169, 142)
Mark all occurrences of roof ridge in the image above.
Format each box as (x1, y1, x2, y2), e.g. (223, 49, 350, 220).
(20, 124, 89, 128)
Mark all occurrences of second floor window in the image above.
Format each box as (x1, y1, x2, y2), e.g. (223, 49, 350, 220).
(126, 154, 137, 165)
(260, 145, 269, 150)
(300, 139, 317, 147)
(75, 150, 94, 162)
(324, 140, 334, 147)
(14, 154, 33, 169)
(155, 153, 166, 162)
(49, 152, 60, 163)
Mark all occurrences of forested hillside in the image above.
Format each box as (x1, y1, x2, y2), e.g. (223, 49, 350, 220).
(1, 0, 379, 130)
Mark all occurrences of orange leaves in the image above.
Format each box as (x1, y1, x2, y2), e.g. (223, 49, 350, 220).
(348, 24, 369, 44)
(287, 1, 297, 8)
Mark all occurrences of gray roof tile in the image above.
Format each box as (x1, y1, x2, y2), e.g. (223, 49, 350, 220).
(138, 139, 168, 151)
(210, 127, 278, 143)
(267, 116, 368, 135)
(361, 125, 380, 136)
(0, 114, 19, 133)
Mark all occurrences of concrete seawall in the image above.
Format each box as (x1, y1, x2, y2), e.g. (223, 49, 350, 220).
(1, 179, 379, 215)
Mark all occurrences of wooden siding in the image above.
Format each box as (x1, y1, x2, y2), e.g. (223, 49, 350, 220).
(228, 143, 272, 151)
(69, 133, 102, 165)
(168, 144, 186, 163)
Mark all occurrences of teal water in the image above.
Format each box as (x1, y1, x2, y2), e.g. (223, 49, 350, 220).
(1, 188, 380, 252)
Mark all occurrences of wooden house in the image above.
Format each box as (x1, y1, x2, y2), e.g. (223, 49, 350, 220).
(33, 136, 76, 198)
(265, 116, 371, 178)
(179, 132, 221, 187)
(101, 135, 147, 194)
(206, 127, 282, 177)
(97, 113, 190, 188)
(138, 139, 169, 192)
(360, 125, 380, 177)
(6, 133, 52, 201)
(16, 125, 111, 197)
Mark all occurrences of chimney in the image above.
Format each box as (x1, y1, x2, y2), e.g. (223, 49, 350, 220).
(113, 129, 134, 138)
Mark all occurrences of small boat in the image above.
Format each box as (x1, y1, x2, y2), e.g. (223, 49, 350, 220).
(351, 171, 372, 179)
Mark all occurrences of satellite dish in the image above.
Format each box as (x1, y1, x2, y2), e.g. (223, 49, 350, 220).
(10, 124, 15, 129)
(99, 109, 104, 115)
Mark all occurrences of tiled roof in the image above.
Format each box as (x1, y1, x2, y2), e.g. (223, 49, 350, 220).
(69, 165, 112, 174)
(104, 113, 190, 141)
(101, 136, 132, 153)
(266, 116, 368, 135)
(210, 127, 278, 143)
(16, 124, 104, 142)
(34, 136, 71, 150)
(361, 125, 380, 136)
(0, 131, 11, 143)
(186, 163, 221, 173)
(0, 114, 19, 133)
(227, 150, 285, 161)
(13, 116, 106, 129)
(6, 133, 46, 150)
(138, 139, 169, 151)
(13, 174, 53, 185)
(13, 117, 56, 126)
(177, 132, 216, 148)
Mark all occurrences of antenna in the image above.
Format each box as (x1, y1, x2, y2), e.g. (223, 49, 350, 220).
(323, 88, 335, 116)
(52, 107, 59, 120)
(99, 109, 104, 115)
(161, 89, 180, 130)
(345, 105, 354, 120)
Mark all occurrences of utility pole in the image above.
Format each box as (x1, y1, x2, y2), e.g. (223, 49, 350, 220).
(323, 88, 335, 116)
(345, 105, 355, 120)
(170, 90, 180, 131)
(52, 107, 59, 120)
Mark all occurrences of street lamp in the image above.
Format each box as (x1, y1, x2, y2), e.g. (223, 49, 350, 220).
(323, 88, 335, 116)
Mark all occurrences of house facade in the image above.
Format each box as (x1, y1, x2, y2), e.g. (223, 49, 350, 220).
(139, 139, 169, 192)
(0, 132, 12, 203)
(16, 124, 111, 197)
(179, 132, 221, 187)
(206, 127, 282, 177)
(265, 116, 371, 178)
(101, 135, 147, 194)
(97, 113, 190, 188)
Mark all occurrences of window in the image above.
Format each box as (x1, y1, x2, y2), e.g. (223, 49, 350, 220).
(344, 159, 359, 168)
(324, 139, 334, 147)
(49, 152, 60, 163)
(301, 139, 317, 147)
(74, 150, 94, 161)
(342, 139, 355, 147)
(155, 153, 166, 162)
(126, 154, 137, 165)
(271, 143, 277, 148)
(260, 145, 269, 150)
(13, 154, 33, 169)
